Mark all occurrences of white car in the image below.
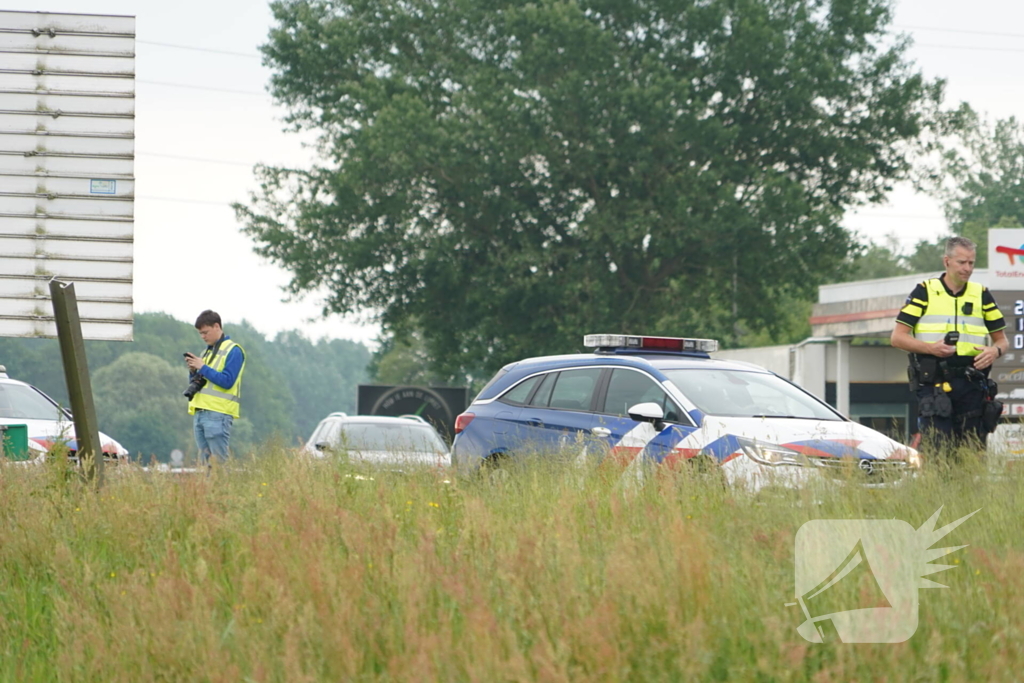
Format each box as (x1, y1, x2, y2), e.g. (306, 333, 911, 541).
(451, 334, 921, 491)
(0, 365, 129, 463)
(303, 413, 450, 467)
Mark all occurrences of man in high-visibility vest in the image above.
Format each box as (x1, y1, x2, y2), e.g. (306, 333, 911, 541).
(184, 310, 246, 467)
(891, 236, 1007, 456)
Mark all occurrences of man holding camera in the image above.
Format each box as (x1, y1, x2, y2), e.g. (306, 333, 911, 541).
(891, 236, 1007, 456)
(184, 310, 246, 467)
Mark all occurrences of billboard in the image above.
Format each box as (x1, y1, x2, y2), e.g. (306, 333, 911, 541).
(988, 228, 1024, 288)
(0, 10, 135, 340)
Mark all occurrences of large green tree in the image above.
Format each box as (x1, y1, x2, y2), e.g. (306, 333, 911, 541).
(239, 0, 941, 376)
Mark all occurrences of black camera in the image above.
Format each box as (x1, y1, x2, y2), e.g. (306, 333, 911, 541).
(183, 353, 207, 400)
(944, 331, 960, 345)
(184, 374, 207, 400)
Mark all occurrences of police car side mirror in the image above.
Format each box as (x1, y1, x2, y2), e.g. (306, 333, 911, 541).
(628, 402, 665, 428)
(314, 441, 331, 452)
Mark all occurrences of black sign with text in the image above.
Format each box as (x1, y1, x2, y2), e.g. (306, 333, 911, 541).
(357, 385, 470, 439)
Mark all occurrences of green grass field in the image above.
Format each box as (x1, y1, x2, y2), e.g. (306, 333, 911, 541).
(1, 450, 1021, 682)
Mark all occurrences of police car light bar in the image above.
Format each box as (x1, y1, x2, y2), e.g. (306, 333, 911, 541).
(583, 334, 719, 353)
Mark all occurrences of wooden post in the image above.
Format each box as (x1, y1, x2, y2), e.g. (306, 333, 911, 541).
(49, 279, 104, 487)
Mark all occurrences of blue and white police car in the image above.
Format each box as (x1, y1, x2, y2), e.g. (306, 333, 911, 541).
(451, 335, 921, 490)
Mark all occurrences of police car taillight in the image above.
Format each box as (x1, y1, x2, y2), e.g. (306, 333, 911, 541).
(454, 412, 475, 434)
(583, 334, 719, 353)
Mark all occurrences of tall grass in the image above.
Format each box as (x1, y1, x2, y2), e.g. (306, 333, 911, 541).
(1, 448, 1021, 682)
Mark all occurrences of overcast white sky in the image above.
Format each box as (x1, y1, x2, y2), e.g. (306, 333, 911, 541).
(8, 0, 1024, 345)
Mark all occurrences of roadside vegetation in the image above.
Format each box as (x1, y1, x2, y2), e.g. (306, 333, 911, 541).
(1, 449, 1021, 681)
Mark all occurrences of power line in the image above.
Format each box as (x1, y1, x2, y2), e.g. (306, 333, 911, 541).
(137, 195, 233, 206)
(136, 26, 1024, 64)
(136, 39, 261, 59)
(850, 213, 946, 221)
(914, 43, 1024, 55)
(137, 79, 267, 97)
(138, 25, 1024, 61)
(136, 151, 256, 167)
(131, 191, 949, 219)
(895, 24, 1024, 40)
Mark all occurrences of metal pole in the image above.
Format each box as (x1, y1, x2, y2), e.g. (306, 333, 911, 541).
(836, 338, 851, 417)
(49, 279, 104, 487)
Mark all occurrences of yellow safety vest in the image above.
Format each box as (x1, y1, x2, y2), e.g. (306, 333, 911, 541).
(912, 278, 989, 357)
(188, 338, 245, 418)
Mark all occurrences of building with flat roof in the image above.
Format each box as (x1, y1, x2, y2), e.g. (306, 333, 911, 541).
(714, 268, 1024, 441)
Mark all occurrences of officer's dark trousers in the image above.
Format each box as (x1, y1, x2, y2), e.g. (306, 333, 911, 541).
(916, 377, 987, 462)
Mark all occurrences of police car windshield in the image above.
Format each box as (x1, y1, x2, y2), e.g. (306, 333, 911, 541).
(338, 423, 447, 454)
(0, 382, 66, 421)
(661, 369, 841, 420)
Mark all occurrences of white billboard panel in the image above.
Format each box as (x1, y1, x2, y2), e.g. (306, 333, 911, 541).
(0, 51, 135, 74)
(0, 277, 132, 301)
(989, 229, 1024, 288)
(0, 10, 135, 341)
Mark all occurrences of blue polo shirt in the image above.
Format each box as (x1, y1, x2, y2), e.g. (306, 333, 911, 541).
(197, 335, 245, 390)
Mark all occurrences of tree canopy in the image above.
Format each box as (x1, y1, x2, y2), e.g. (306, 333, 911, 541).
(240, 0, 942, 377)
(835, 234, 948, 283)
(928, 107, 1024, 268)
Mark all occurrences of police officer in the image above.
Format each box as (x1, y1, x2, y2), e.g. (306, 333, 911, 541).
(891, 236, 1007, 454)
(184, 310, 246, 468)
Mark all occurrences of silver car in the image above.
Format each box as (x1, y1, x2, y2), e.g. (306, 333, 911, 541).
(303, 413, 450, 467)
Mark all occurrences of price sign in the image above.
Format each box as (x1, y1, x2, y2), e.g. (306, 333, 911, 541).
(992, 290, 1024, 417)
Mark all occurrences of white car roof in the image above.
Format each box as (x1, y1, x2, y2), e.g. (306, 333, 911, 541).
(319, 414, 436, 426)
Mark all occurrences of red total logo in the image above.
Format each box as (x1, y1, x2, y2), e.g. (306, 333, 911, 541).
(995, 243, 1024, 265)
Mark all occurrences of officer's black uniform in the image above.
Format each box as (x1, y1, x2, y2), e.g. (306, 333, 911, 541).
(896, 277, 1005, 451)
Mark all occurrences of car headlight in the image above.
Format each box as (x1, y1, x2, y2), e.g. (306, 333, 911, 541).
(907, 450, 922, 469)
(737, 438, 809, 467)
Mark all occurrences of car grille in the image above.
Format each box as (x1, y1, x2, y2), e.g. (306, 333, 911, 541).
(808, 456, 908, 480)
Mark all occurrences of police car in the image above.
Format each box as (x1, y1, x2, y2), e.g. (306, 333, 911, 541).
(0, 365, 129, 464)
(451, 335, 921, 489)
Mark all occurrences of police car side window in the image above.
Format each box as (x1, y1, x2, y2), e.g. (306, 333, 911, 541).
(547, 368, 602, 411)
(527, 372, 557, 407)
(500, 375, 542, 405)
(603, 369, 681, 421)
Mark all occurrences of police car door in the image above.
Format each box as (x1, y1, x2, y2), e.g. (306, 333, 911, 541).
(592, 368, 696, 465)
(514, 368, 601, 454)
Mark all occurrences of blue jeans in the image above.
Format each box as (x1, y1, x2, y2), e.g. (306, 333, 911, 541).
(193, 409, 233, 466)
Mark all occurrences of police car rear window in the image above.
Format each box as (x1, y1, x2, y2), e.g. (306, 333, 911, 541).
(500, 375, 542, 405)
(475, 367, 510, 401)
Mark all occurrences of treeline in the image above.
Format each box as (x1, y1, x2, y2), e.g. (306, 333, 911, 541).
(0, 313, 371, 461)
